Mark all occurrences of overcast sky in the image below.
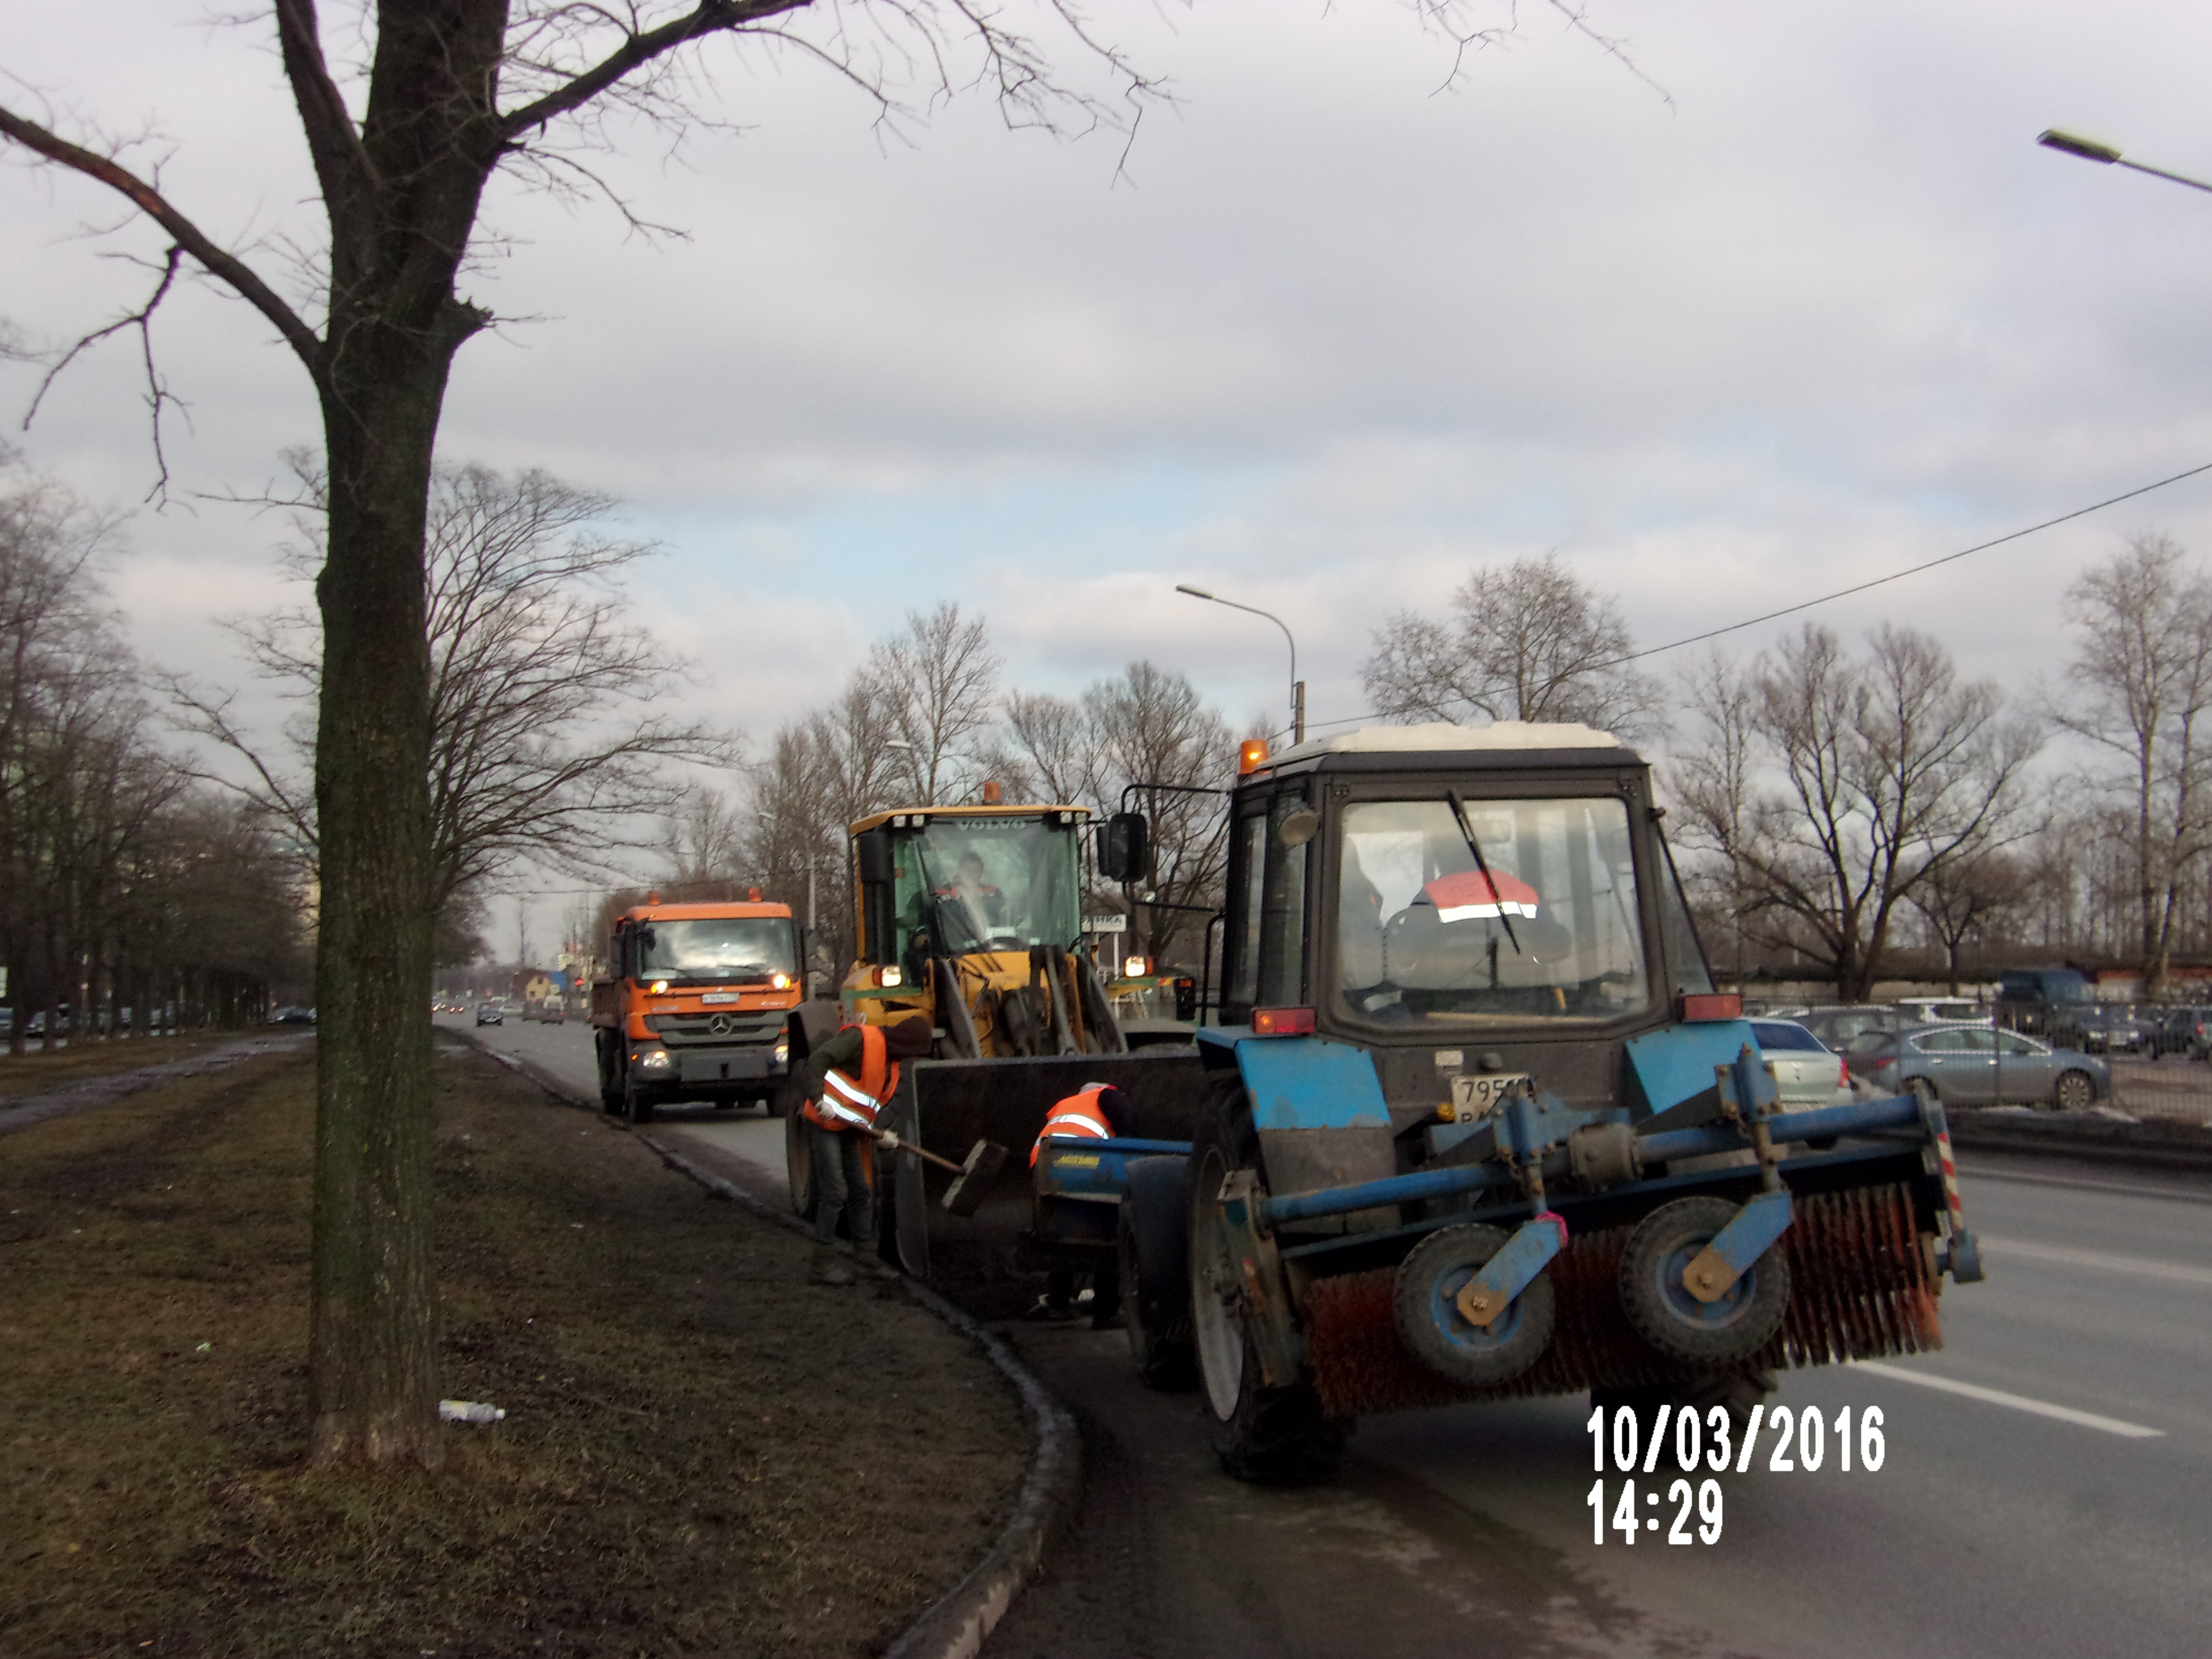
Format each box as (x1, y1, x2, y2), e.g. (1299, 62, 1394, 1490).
(6, 0, 2212, 934)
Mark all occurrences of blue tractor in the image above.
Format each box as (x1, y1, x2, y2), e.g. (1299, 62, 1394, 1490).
(880, 720, 1984, 1481)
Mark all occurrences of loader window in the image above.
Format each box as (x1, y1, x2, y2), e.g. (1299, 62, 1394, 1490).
(1333, 796, 1650, 1028)
(888, 817, 1083, 969)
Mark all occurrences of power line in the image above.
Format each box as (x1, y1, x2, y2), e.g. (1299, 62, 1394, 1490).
(1295, 457, 2212, 738)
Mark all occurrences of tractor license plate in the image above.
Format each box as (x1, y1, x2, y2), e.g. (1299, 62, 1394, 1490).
(1451, 1072, 1529, 1117)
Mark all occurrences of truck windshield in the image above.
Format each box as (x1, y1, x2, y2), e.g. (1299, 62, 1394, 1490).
(1334, 796, 1651, 1026)
(635, 918, 796, 985)
(891, 817, 1082, 963)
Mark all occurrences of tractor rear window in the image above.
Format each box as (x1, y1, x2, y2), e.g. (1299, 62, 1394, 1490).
(1333, 796, 1650, 1028)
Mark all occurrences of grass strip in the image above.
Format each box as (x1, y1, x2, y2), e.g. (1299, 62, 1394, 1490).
(0, 1044, 1027, 1657)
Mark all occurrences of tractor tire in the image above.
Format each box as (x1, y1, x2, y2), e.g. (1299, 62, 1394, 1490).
(785, 1109, 817, 1221)
(1619, 1196, 1791, 1367)
(2055, 1069, 2095, 1112)
(1188, 1076, 1347, 1483)
(1119, 1155, 1196, 1390)
(1392, 1223, 1555, 1388)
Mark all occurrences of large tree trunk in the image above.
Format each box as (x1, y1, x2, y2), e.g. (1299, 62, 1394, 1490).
(305, 349, 449, 1467)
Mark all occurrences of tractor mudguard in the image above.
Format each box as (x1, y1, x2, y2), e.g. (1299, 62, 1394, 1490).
(1198, 1028, 1397, 1227)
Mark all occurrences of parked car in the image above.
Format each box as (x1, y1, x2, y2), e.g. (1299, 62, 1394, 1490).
(1893, 997, 1990, 1027)
(1793, 1004, 1913, 1057)
(1995, 967, 2093, 1037)
(1852, 1024, 2107, 1111)
(1748, 1019, 1854, 1109)
(2065, 1003, 2148, 1057)
(270, 1005, 316, 1026)
(2143, 1005, 2212, 1059)
(475, 1003, 504, 1026)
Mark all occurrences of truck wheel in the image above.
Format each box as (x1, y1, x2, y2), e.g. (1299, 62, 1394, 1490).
(1619, 1197, 1790, 1367)
(625, 1078, 655, 1126)
(1188, 1077, 1346, 1482)
(785, 1109, 817, 1220)
(597, 1034, 623, 1115)
(1119, 1156, 1196, 1389)
(1393, 1223, 1555, 1387)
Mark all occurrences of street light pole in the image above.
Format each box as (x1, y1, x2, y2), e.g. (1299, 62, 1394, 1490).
(2038, 128, 2212, 196)
(1174, 583, 1304, 744)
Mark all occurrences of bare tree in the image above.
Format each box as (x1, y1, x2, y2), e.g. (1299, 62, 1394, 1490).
(996, 689, 1097, 805)
(0, 0, 1649, 1469)
(171, 461, 737, 911)
(870, 603, 1001, 805)
(1666, 647, 1759, 983)
(1910, 848, 2032, 995)
(1361, 553, 1664, 740)
(1676, 623, 2038, 1001)
(2051, 533, 2212, 994)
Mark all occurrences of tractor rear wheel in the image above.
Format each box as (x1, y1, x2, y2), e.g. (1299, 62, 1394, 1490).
(1188, 1076, 1346, 1483)
(1619, 1196, 1790, 1366)
(1120, 1155, 1196, 1389)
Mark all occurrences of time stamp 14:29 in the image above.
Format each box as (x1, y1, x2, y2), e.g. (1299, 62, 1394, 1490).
(1586, 1403, 1887, 1546)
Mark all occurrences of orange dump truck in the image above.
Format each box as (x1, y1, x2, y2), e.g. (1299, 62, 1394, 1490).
(589, 892, 804, 1124)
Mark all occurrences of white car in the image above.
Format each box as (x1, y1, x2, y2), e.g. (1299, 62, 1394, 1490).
(1749, 1018, 1853, 1109)
(1893, 998, 1991, 1027)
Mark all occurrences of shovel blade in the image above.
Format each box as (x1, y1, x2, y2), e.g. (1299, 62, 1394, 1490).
(940, 1139, 1010, 1217)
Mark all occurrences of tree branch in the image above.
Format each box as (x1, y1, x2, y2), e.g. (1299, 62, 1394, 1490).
(498, 0, 814, 140)
(0, 103, 325, 378)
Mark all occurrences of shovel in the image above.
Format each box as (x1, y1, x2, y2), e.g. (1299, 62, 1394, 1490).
(875, 1130, 1010, 1218)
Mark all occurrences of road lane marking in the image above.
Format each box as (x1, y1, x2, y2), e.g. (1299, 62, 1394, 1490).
(1854, 1362, 2164, 1438)
(1977, 1233, 2212, 1289)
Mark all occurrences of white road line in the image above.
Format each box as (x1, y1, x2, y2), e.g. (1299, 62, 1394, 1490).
(1977, 1233, 2212, 1289)
(1855, 1362, 2164, 1438)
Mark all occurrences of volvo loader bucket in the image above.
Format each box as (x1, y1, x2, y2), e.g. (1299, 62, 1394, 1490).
(879, 1048, 1210, 1284)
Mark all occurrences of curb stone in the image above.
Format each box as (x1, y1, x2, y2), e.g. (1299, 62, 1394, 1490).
(443, 1028, 1078, 1659)
(1948, 1105, 2212, 1175)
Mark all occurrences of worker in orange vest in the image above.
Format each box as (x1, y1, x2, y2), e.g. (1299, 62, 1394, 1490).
(800, 1014, 934, 1286)
(1027, 1082, 1130, 1324)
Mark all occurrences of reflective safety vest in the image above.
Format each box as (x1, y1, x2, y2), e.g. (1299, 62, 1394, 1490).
(1030, 1083, 1116, 1167)
(803, 1024, 903, 1135)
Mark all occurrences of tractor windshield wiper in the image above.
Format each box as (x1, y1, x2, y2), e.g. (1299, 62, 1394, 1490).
(1446, 789, 1522, 957)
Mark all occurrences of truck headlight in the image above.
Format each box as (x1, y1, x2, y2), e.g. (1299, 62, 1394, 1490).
(634, 1046, 674, 1075)
(774, 1042, 789, 1065)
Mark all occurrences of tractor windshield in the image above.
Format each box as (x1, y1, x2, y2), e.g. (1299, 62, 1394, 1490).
(890, 817, 1083, 966)
(634, 917, 797, 985)
(1334, 796, 1651, 1026)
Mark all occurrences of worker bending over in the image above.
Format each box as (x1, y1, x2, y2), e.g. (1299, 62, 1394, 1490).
(800, 1014, 934, 1286)
(1028, 1082, 1130, 1325)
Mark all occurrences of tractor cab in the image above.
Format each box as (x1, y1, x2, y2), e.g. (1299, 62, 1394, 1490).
(1103, 719, 1720, 1122)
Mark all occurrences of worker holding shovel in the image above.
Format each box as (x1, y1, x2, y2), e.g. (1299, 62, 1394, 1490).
(798, 1014, 935, 1286)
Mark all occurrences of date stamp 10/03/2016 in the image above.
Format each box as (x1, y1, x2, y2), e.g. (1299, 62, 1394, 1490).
(1585, 1404, 1887, 1546)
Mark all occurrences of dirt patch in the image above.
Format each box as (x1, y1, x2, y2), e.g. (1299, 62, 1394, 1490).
(0, 1045, 1029, 1657)
(0, 1031, 251, 1102)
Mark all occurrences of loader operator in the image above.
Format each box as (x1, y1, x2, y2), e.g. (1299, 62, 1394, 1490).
(1026, 1082, 1130, 1325)
(799, 1014, 934, 1286)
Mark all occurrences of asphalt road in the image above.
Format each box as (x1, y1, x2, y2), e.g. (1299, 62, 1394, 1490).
(444, 1014, 2212, 1657)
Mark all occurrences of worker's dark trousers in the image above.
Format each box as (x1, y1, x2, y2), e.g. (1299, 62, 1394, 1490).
(810, 1125, 877, 1247)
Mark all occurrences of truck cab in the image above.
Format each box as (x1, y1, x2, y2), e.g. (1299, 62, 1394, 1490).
(591, 895, 803, 1123)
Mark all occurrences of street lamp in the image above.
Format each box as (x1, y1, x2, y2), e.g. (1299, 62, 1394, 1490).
(2037, 128, 2212, 196)
(1174, 583, 1304, 744)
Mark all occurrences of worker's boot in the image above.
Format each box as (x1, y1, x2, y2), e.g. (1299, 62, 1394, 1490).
(810, 1245, 855, 1287)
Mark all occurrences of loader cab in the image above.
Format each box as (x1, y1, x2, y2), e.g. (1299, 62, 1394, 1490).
(1118, 722, 1717, 1116)
(851, 806, 1091, 979)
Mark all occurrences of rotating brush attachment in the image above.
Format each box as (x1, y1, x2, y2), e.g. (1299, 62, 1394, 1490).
(1298, 1183, 1938, 1420)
